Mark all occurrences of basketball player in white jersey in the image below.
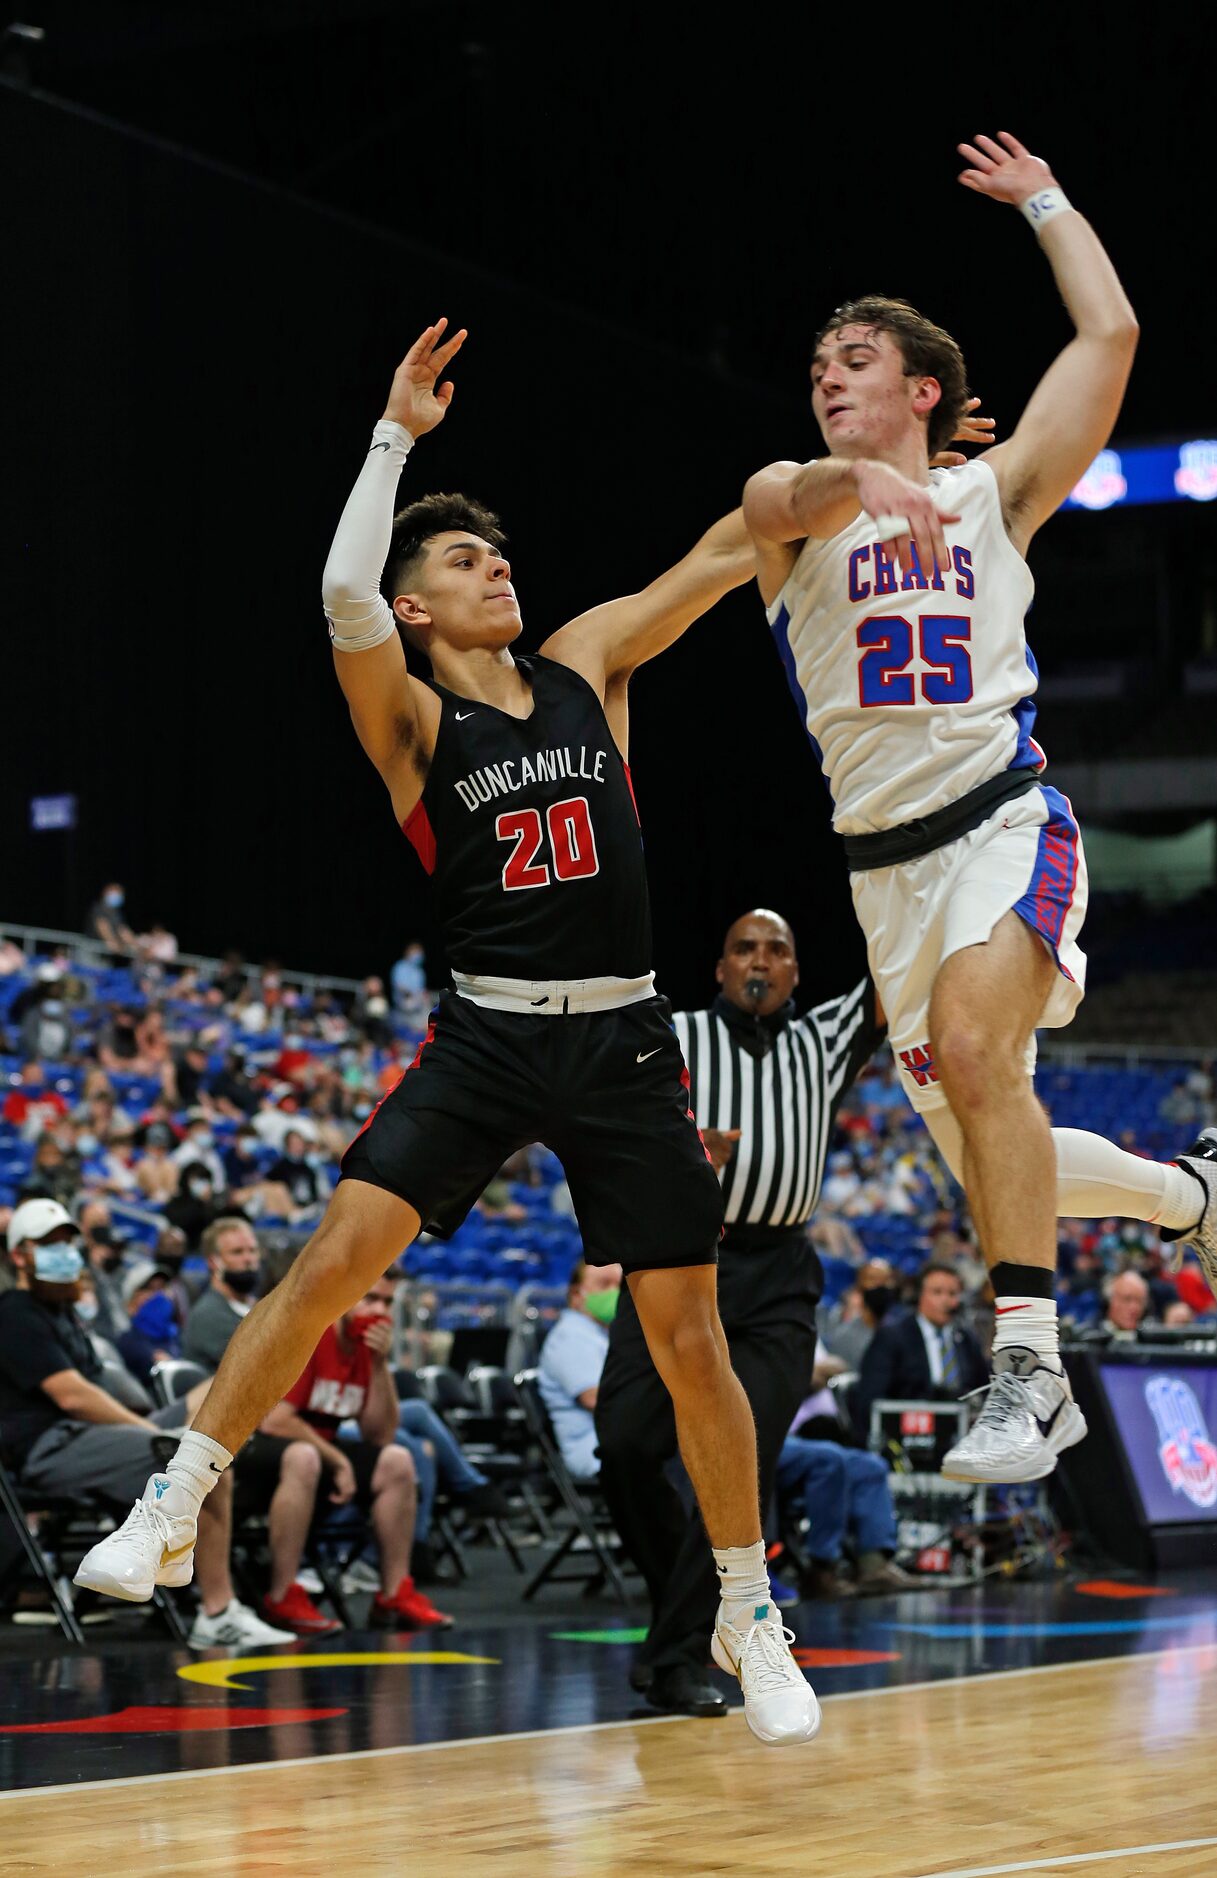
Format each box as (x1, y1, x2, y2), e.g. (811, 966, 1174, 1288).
(743, 132, 1217, 1484)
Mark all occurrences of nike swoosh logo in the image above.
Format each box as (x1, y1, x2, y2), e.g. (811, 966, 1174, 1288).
(369, 441, 391, 452)
(455, 711, 476, 722)
(636, 1048, 662, 1063)
(161, 1543, 194, 1565)
(994, 1304, 1033, 1315)
(1035, 1398, 1067, 1441)
(208, 1461, 225, 1473)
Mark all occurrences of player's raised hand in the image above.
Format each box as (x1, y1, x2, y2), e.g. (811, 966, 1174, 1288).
(930, 396, 997, 468)
(382, 318, 468, 437)
(853, 460, 960, 577)
(957, 132, 1058, 205)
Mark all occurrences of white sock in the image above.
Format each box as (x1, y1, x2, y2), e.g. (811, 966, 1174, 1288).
(1053, 1129, 1202, 1230)
(993, 1296, 1059, 1364)
(712, 1541, 772, 1628)
(159, 1430, 233, 1522)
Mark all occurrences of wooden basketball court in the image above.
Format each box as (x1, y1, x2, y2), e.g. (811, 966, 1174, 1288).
(2, 1575, 1217, 1876)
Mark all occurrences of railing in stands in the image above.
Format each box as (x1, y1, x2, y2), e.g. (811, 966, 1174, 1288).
(0, 917, 363, 997)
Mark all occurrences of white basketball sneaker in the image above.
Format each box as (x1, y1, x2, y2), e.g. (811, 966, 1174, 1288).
(188, 1600, 296, 1649)
(74, 1475, 197, 1602)
(1162, 1128, 1217, 1291)
(711, 1604, 822, 1746)
(941, 1347, 1087, 1484)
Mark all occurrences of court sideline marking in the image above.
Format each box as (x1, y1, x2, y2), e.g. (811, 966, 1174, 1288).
(0, 1641, 1211, 1804)
(918, 1836, 1217, 1877)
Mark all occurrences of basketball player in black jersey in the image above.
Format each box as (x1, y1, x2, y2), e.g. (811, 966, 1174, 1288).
(75, 319, 820, 1745)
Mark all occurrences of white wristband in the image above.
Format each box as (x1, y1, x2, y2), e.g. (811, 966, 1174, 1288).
(1020, 186, 1072, 233)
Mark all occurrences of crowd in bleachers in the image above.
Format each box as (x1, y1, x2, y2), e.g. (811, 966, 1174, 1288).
(3, 908, 1214, 1356)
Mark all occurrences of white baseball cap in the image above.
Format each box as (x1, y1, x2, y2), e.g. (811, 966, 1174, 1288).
(7, 1198, 75, 1252)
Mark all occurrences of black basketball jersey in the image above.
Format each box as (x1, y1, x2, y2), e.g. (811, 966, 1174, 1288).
(402, 655, 653, 980)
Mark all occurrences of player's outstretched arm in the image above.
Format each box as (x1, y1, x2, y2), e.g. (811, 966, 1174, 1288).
(322, 321, 465, 810)
(540, 506, 755, 688)
(959, 133, 1138, 548)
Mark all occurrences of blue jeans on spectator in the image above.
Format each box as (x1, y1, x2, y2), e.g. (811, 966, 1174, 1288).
(776, 1437, 897, 1563)
(337, 1400, 489, 1548)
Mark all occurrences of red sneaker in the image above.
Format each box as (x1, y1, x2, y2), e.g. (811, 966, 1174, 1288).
(369, 1576, 454, 1630)
(262, 1582, 342, 1635)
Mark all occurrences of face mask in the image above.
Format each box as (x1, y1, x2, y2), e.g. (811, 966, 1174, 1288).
(42, 1000, 63, 1017)
(187, 1177, 213, 1200)
(863, 1284, 897, 1320)
(224, 1266, 260, 1297)
(32, 1241, 86, 1284)
(132, 1293, 178, 1342)
(191, 1130, 214, 1151)
(76, 1295, 99, 1324)
(76, 1132, 99, 1156)
(584, 1287, 620, 1326)
(104, 891, 124, 908)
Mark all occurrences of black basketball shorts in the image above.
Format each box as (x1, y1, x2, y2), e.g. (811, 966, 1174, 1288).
(340, 991, 723, 1274)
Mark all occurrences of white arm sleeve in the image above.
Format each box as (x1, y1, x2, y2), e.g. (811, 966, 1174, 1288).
(321, 419, 414, 652)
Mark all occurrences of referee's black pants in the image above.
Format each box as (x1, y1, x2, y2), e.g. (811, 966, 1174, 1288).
(594, 1230, 820, 1676)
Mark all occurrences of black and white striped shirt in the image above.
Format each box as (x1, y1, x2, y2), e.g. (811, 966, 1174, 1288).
(675, 980, 880, 1231)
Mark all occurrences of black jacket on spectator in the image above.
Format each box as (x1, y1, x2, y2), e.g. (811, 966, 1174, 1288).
(853, 1312, 988, 1436)
(0, 1291, 104, 1467)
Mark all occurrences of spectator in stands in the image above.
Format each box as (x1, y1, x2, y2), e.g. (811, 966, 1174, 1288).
(267, 1129, 329, 1219)
(85, 884, 136, 956)
(98, 1007, 144, 1072)
(77, 1199, 128, 1340)
(853, 1262, 988, 1437)
(183, 1218, 264, 1369)
(1164, 1300, 1197, 1329)
(390, 941, 427, 1013)
(0, 1198, 290, 1647)
(0, 935, 25, 974)
(351, 975, 392, 1046)
(777, 1349, 919, 1597)
(475, 1168, 527, 1223)
(116, 1261, 182, 1388)
(83, 1116, 141, 1198)
(537, 1259, 624, 1480)
(164, 1161, 223, 1250)
(171, 1110, 227, 1193)
(3, 1063, 69, 1136)
(1174, 1254, 1216, 1319)
(168, 1042, 212, 1111)
(822, 1258, 901, 1371)
(134, 1121, 181, 1206)
(1079, 1270, 1155, 1345)
(20, 1135, 81, 1212)
(132, 1094, 181, 1150)
(17, 986, 72, 1064)
(209, 1049, 261, 1119)
(138, 921, 179, 966)
(259, 1276, 451, 1633)
(73, 1270, 152, 1413)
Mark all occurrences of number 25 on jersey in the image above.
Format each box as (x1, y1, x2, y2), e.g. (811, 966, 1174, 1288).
(497, 797, 600, 891)
(857, 613, 974, 707)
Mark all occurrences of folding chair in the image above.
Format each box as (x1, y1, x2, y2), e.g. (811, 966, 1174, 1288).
(512, 1370, 634, 1605)
(415, 1365, 528, 1573)
(0, 1451, 190, 1646)
(148, 1358, 212, 1409)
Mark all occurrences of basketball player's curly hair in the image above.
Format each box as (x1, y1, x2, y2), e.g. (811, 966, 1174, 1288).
(382, 492, 507, 603)
(815, 296, 970, 458)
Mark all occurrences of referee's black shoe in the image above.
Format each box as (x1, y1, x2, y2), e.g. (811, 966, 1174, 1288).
(643, 1664, 728, 1718)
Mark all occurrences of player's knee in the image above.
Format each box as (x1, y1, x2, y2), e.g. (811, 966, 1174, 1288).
(931, 1018, 1002, 1110)
(661, 1316, 726, 1400)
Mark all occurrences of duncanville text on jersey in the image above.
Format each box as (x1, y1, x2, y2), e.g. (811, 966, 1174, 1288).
(454, 744, 611, 814)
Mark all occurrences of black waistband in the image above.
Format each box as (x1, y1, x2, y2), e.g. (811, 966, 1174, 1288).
(843, 768, 1041, 873)
(720, 1221, 809, 1253)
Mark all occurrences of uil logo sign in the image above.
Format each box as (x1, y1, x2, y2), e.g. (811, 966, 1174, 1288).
(1145, 1376, 1217, 1510)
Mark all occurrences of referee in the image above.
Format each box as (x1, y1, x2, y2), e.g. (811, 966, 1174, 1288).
(595, 907, 885, 1716)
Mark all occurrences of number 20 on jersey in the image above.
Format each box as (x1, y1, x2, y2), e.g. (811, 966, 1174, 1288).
(497, 797, 600, 891)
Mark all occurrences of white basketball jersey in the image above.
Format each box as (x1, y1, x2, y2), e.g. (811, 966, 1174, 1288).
(766, 458, 1046, 834)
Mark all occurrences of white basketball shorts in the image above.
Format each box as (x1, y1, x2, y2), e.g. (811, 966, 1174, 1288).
(850, 784, 1088, 1113)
